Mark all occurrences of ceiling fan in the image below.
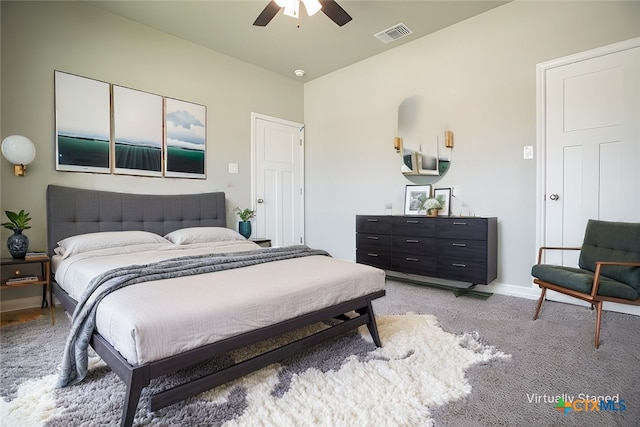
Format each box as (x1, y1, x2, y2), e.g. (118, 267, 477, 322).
(253, 0, 352, 27)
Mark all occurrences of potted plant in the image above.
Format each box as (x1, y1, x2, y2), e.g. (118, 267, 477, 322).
(234, 207, 256, 238)
(420, 196, 445, 217)
(2, 210, 32, 258)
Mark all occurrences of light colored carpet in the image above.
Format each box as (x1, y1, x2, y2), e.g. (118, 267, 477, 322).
(1, 301, 506, 426)
(375, 280, 640, 426)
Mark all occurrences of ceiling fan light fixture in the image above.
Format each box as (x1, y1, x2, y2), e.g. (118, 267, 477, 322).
(302, 0, 322, 16)
(253, 0, 351, 27)
(283, 0, 299, 18)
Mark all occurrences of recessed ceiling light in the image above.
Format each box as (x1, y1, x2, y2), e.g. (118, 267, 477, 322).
(294, 69, 306, 77)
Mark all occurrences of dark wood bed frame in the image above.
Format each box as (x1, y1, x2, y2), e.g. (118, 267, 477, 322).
(46, 185, 385, 427)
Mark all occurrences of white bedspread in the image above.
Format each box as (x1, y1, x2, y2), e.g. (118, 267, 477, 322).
(53, 241, 385, 366)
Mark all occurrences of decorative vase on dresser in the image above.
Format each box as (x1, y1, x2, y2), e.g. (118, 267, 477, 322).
(356, 215, 497, 285)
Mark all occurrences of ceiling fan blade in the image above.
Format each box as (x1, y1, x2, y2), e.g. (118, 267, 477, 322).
(319, 0, 352, 26)
(253, 1, 282, 27)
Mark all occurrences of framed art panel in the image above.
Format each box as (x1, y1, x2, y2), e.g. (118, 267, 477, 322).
(113, 86, 163, 177)
(164, 98, 206, 178)
(54, 71, 110, 173)
(434, 188, 452, 216)
(404, 185, 432, 215)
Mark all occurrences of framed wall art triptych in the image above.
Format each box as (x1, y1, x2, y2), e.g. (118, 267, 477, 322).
(54, 70, 207, 179)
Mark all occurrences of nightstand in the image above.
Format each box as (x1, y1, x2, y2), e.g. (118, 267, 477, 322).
(1, 256, 54, 325)
(251, 238, 272, 248)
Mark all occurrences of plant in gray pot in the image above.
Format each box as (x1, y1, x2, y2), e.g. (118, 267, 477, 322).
(2, 209, 32, 258)
(234, 207, 256, 239)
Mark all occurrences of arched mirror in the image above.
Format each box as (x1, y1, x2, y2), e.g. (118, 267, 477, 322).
(397, 96, 452, 184)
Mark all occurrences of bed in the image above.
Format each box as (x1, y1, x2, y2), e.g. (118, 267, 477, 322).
(46, 185, 386, 427)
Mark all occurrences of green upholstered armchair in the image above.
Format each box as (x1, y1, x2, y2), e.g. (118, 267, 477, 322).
(531, 219, 640, 348)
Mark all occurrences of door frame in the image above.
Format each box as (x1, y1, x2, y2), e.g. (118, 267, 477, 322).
(535, 37, 640, 255)
(250, 112, 305, 243)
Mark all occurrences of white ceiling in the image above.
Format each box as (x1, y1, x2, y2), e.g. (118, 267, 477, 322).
(87, 1, 509, 82)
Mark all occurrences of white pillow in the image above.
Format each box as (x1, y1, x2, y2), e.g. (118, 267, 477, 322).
(164, 227, 246, 245)
(57, 231, 169, 259)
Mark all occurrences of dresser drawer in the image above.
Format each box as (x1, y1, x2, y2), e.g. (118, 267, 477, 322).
(392, 217, 436, 237)
(437, 219, 487, 240)
(356, 249, 392, 270)
(436, 239, 486, 262)
(356, 216, 392, 234)
(393, 253, 436, 276)
(437, 258, 488, 284)
(356, 233, 392, 250)
(392, 235, 435, 255)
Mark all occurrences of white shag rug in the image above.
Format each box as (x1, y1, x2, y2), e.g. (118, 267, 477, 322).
(1, 313, 509, 426)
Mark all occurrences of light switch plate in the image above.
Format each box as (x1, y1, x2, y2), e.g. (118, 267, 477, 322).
(523, 146, 534, 160)
(228, 163, 239, 174)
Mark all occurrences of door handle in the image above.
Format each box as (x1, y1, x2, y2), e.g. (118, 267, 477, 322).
(257, 199, 264, 203)
(549, 194, 559, 201)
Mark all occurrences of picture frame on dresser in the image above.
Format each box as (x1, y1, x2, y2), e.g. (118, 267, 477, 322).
(404, 184, 431, 215)
(434, 188, 452, 216)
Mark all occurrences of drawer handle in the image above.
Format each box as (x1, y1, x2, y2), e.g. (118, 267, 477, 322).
(405, 220, 419, 224)
(405, 257, 420, 262)
(452, 222, 468, 226)
(367, 236, 380, 240)
(452, 243, 466, 247)
(367, 253, 379, 257)
(452, 263, 467, 268)
(406, 239, 419, 243)
(367, 219, 379, 222)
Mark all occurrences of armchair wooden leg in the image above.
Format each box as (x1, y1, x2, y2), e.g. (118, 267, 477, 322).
(594, 301, 603, 349)
(533, 287, 547, 320)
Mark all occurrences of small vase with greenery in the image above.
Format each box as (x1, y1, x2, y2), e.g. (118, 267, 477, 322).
(234, 207, 256, 239)
(420, 196, 445, 217)
(2, 210, 32, 258)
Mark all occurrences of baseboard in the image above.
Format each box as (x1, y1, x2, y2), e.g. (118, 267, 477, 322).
(0, 296, 45, 313)
(485, 281, 540, 300)
(543, 290, 640, 316)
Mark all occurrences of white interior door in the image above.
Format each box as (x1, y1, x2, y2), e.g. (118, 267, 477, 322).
(252, 113, 304, 247)
(538, 38, 640, 313)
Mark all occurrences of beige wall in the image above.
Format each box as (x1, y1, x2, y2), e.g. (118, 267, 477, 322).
(0, 1, 303, 306)
(303, 1, 640, 292)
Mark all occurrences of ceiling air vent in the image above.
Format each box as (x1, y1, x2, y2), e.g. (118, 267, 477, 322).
(374, 23, 413, 44)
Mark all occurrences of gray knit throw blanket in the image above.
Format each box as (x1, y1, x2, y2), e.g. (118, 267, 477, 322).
(56, 245, 330, 388)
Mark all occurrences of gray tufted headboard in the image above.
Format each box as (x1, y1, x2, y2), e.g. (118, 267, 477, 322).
(46, 185, 226, 256)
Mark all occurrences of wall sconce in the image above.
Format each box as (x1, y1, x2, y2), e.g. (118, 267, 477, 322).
(394, 137, 402, 152)
(445, 130, 454, 148)
(1, 135, 36, 176)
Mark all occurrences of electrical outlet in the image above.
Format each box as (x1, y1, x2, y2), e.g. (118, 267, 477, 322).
(523, 146, 534, 160)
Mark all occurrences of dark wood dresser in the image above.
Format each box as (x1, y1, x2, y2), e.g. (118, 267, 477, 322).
(356, 215, 497, 285)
